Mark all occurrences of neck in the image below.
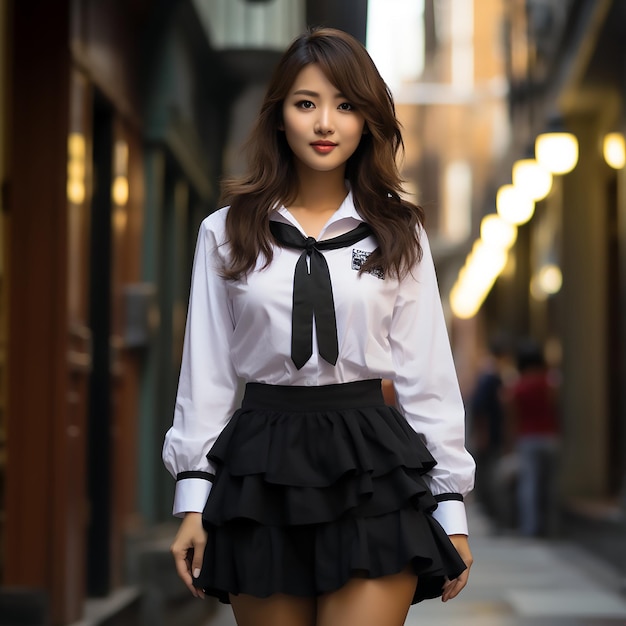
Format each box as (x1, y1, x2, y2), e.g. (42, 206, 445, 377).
(293, 166, 348, 213)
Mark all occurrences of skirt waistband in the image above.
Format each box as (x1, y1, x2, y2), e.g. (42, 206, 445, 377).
(241, 379, 385, 411)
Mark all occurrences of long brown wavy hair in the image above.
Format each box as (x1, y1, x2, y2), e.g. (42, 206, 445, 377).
(221, 27, 424, 280)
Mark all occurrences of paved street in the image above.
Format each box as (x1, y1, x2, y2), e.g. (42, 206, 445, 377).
(205, 504, 626, 625)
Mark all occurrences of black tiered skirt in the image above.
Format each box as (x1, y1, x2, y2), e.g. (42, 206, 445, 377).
(194, 379, 466, 604)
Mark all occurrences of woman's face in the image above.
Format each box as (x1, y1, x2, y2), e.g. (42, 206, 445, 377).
(281, 63, 366, 176)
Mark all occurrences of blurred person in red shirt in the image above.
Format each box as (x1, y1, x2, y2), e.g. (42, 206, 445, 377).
(506, 339, 560, 537)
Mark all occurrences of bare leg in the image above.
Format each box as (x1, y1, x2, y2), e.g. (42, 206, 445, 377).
(316, 569, 417, 626)
(230, 593, 316, 626)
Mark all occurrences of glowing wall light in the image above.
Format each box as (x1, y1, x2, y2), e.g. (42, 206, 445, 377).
(538, 263, 562, 294)
(512, 158, 553, 201)
(112, 139, 129, 232)
(67, 132, 86, 205)
(480, 214, 517, 250)
(496, 184, 535, 225)
(112, 175, 129, 206)
(535, 117, 578, 175)
(450, 241, 508, 319)
(112, 140, 129, 206)
(530, 263, 563, 301)
(450, 282, 481, 319)
(603, 132, 626, 169)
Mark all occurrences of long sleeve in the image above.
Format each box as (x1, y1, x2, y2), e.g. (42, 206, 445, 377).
(162, 218, 240, 517)
(389, 228, 475, 535)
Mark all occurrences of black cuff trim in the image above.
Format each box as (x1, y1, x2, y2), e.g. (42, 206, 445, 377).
(434, 493, 463, 503)
(176, 471, 214, 482)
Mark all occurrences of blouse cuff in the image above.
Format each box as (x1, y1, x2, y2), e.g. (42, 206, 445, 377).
(431, 498, 469, 535)
(172, 476, 213, 518)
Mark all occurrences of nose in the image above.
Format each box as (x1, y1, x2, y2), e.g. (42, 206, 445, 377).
(314, 107, 334, 135)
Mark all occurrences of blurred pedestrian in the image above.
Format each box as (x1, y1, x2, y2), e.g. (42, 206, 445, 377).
(506, 339, 560, 537)
(468, 334, 514, 530)
(162, 27, 475, 626)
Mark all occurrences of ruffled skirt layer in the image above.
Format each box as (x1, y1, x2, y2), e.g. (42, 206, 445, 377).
(194, 379, 466, 604)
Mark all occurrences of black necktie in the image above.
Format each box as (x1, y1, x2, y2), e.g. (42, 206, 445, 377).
(270, 220, 373, 369)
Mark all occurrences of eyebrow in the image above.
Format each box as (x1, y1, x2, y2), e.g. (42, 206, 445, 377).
(292, 89, 346, 98)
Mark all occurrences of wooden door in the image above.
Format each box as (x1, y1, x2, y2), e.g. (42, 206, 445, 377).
(6, 1, 90, 623)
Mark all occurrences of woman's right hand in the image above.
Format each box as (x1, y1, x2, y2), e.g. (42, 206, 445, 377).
(170, 512, 207, 599)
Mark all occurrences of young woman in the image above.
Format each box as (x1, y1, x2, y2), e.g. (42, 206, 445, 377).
(163, 27, 475, 626)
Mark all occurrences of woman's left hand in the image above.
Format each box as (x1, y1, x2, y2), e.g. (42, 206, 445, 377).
(442, 534, 473, 602)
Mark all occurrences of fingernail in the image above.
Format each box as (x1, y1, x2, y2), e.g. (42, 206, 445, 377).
(193, 568, 201, 578)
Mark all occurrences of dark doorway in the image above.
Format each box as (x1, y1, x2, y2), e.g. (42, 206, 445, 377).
(87, 90, 114, 596)
(606, 175, 623, 496)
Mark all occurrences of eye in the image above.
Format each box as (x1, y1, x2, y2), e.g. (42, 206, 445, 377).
(338, 102, 355, 111)
(296, 100, 315, 110)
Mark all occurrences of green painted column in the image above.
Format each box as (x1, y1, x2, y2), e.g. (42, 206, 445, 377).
(560, 114, 609, 500)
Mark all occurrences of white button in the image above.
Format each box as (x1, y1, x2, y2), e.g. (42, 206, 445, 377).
(305, 379, 314, 386)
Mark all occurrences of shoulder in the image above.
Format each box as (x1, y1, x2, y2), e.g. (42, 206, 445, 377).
(199, 206, 230, 243)
(195, 207, 234, 270)
(200, 205, 229, 230)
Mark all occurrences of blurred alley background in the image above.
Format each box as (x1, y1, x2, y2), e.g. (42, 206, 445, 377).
(0, 0, 625, 624)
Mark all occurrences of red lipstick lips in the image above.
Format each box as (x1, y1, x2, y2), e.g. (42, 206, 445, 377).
(311, 141, 337, 154)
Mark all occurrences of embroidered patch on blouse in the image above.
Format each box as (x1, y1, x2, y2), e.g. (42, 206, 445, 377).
(351, 249, 384, 279)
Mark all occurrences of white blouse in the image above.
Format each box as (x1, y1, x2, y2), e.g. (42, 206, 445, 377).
(163, 191, 475, 535)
